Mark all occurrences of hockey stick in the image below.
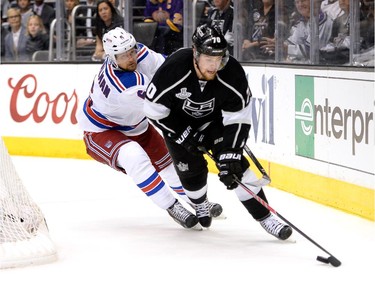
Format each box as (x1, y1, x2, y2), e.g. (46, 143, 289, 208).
(199, 147, 342, 268)
(203, 146, 270, 188)
(243, 144, 271, 186)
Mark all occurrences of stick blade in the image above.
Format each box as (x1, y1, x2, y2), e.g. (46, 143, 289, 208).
(317, 256, 341, 267)
(316, 256, 329, 264)
(328, 256, 342, 267)
(247, 176, 271, 187)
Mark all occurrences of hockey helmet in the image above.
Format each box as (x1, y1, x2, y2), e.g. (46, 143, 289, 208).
(103, 27, 138, 65)
(192, 24, 229, 69)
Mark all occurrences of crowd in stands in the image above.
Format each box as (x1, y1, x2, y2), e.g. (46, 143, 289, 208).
(0, 0, 374, 66)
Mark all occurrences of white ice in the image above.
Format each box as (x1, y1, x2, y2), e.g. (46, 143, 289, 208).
(1, 156, 374, 280)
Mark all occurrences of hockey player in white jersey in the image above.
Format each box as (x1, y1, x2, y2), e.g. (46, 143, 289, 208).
(77, 27, 223, 229)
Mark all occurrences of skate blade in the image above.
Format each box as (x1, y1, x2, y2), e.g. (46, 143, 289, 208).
(283, 236, 297, 243)
(277, 234, 296, 243)
(190, 222, 203, 231)
(212, 212, 227, 220)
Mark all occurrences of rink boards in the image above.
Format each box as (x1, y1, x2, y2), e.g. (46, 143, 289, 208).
(0, 63, 373, 221)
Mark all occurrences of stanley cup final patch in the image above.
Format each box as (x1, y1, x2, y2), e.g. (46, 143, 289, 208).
(176, 88, 192, 99)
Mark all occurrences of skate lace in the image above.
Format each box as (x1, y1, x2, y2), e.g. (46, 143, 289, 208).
(195, 199, 210, 218)
(168, 202, 191, 221)
(207, 202, 215, 209)
(260, 215, 284, 236)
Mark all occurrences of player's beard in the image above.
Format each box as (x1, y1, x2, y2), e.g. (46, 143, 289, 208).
(119, 62, 137, 72)
(200, 70, 217, 81)
(194, 60, 217, 81)
(127, 63, 137, 72)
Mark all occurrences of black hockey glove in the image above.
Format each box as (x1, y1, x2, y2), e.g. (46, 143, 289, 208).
(172, 125, 205, 155)
(217, 150, 243, 190)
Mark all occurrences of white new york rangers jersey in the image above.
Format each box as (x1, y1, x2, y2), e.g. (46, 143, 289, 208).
(77, 43, 166, 136)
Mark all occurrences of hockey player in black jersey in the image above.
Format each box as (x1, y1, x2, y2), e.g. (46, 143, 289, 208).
(144, 24, 292, 240)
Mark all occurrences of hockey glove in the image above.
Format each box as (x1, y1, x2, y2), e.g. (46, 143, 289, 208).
(172, 125, 205, 155)
(217, 150, 243, 190)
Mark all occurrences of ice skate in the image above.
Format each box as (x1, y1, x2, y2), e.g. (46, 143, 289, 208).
(208, 202, 226, 219)
(167, 200, 199, 229)
(194, 199, 212, 228)
(259, 214, 292, 240)
(189, 201, 226, 219)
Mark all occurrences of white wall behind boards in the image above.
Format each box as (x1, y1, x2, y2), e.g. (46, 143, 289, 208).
(0, 63, 374, 220)
(243, 66, 374, 190)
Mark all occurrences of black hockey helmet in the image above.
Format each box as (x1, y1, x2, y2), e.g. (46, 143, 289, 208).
(192, 24, 229, 70)
(192, 24, 228, 57)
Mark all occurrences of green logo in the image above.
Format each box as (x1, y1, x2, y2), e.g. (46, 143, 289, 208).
(295, 76, 315, 158)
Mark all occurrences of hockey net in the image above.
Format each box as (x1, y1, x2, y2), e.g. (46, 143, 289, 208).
(0, 137, 57, 269)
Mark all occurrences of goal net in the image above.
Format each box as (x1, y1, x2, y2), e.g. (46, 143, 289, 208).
(0, 137, 57, 269)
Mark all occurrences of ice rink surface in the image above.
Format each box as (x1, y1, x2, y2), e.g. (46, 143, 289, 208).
(1, 156, 374, 281)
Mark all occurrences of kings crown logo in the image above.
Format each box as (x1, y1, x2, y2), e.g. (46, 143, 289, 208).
(176, 161, 189, 172)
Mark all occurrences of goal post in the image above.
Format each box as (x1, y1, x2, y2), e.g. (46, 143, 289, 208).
(0, 137, 57, 269)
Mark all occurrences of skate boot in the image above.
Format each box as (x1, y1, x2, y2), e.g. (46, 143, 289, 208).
(259, 214, 292, 240)
(167, 200, 199, 229)
(189, 201, 224, 219)
(208, 202, 224, 218)
(194, 199, 212, 228)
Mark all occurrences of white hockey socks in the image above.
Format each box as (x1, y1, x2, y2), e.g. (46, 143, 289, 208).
(117, 142, 176, 209)
(234, 169, 262, 201)
(159, 164, 192, 204)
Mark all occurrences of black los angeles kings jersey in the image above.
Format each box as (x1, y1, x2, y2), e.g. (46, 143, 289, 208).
(144, 48, 252, 150)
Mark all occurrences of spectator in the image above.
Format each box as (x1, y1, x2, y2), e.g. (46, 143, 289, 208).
(4, 7, 29, 61)
(284, 0, 333, 63)
(205, 0, 234, 55)
(108, 0, 120, 11)
(0, 0, 10, 23)
(321, 0, 342, 20)
(92, 0, 124, 61)
(320, 0, 350, 64)
(143, 0, 183, 55)
(352, 0, 374, 66)
(360, 0, 374, 50)
(65, 0, 81, 25)
(164, 3, 184, 54)
(197, 0, 214, 26)
(242, 0, 276, 61)
(33, 0, 55, 32)
(1, 24, 9, 59)
(17, 0, 33, 27)
(25, 14, 49, 60)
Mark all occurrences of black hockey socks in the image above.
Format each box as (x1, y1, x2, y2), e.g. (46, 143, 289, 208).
(240, 188, 270, 220)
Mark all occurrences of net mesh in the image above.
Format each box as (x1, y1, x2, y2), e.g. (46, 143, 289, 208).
(0, 137, 57, 269)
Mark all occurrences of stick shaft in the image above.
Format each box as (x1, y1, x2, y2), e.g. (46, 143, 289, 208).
(243, 145, 270, 182)
(202, 147, 337, 258)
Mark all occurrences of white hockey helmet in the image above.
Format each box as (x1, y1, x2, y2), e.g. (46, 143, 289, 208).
(102, 27, 138, 65)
